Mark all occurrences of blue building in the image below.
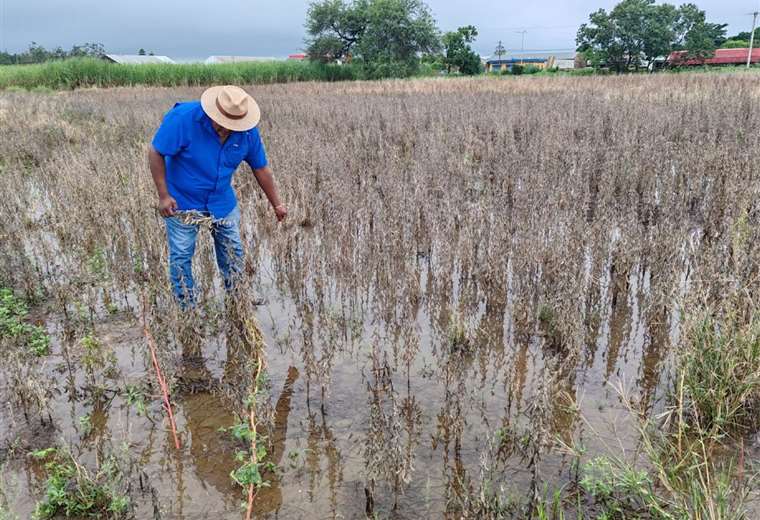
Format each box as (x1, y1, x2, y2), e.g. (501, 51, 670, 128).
(485, 57, 548, 73)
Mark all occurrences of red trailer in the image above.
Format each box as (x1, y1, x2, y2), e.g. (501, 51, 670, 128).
(668, 48, 760, 67)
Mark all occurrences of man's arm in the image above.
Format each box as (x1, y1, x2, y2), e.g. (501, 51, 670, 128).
(253, 166, 287, 222)
(148, 145, 178, 217)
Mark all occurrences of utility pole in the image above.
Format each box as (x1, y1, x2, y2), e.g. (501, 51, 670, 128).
(515, 30, 527, 64)
(748, 11, 758, 69)
(494, 40, 506, 61)
(0, 0, 5, 53)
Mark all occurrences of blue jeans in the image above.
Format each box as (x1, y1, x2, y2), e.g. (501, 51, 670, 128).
(164, 205, 244, 304)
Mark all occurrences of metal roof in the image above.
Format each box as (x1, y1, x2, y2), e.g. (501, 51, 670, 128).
(104, 54, 175, 64)
(488, 51, 576, 62)
(204, 56, 279, 64)
(486, 58, 548, 64)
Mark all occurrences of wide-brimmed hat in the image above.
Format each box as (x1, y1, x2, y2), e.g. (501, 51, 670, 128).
(200, 85, 261, 131)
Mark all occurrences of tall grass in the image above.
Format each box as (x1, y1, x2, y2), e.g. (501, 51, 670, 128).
(0, 58, 360, 90)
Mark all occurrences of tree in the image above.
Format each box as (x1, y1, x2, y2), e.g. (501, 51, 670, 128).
(69, 42, 105, 58)
(721, 39, 750, 49)
(0, 41, 105, 65)
(727, 27, 760, 43)
(672, 3, 727, 59)
(442, 25, 482, 75)
(577, 0, 677, 72)
(138, 48, 146, 56)
(306, 0, 368, 62)
(577, 0, 724, 72)
(306, 0, 441, 77)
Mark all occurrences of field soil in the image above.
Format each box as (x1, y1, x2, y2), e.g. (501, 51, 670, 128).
(1, 74, 760, 518)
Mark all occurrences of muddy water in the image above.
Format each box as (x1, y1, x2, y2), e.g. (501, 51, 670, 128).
(1, 229, 688, 520)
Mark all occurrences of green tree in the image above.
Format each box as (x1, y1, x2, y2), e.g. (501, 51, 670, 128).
(577, 0, 677, 72)
(0, 41, 105, 66)
(138, 48, 146, 56)
(721, 39, 750, 49)
(306, 0, 441, 78)
(577, 0, 725, 72)
(726, 27, 760, 43)
(21, 42, 52, 64)
(306, 0, 368, 62)
(68, 42, 105, 58)
(442, 25, 482, 75)
(672, 3, 727, 59)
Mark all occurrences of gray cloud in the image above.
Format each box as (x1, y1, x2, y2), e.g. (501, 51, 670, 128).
(1, 0, 756, 60)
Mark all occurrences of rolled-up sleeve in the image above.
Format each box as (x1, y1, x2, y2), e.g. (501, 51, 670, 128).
(151, 105, 188, 157)
(245, 128, 268, 170)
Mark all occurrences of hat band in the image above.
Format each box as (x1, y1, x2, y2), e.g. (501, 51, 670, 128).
(215, 98, 247, 120)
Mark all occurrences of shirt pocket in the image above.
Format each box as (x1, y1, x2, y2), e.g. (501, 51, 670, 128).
(223, 143, 247, 169)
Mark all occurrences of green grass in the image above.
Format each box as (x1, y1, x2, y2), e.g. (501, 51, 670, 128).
(0, 58, 360, 90)
(3, 57, 754, 91)
(31, 448, 129, 519)
(681, 311, 760, 434)
(0, 288, 50, 356)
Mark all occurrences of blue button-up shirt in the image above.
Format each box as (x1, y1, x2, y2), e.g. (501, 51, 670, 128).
(151, 101, 268, 219)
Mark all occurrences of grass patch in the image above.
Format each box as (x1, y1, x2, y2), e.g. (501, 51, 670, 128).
(681, 310, 760, 434)
(0, 288, 50, 356)
(31, 447, 130, 519)
(0, 58, 360, 90)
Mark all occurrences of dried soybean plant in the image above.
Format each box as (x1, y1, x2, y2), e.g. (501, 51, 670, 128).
(222, 277, 274, 519)
(363, 347, 420, 515)
(0, 71, 759, 516)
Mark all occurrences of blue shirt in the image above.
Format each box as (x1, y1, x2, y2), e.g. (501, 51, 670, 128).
(151, 101, 268, 219)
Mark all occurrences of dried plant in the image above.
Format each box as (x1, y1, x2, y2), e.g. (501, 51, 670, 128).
(1, 72, 759, 516)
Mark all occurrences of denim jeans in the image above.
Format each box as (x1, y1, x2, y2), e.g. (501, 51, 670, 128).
(164, 205, 244, 304)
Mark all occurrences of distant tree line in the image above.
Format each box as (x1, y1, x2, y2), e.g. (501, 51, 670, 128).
(0, 42, 105, 65)
(577, 0, 752, 72)
(304, 0, 482, 78)
(3, 0, 750, 78)
(719, 27, 760, 50)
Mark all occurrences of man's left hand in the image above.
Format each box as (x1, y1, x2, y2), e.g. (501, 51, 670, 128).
(274, 204, 288, 222)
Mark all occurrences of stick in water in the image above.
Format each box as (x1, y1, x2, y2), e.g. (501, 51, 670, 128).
(141, 291, 181, 450)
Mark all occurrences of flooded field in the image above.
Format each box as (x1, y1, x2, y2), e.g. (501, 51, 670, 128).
(1, 73, 760, 518)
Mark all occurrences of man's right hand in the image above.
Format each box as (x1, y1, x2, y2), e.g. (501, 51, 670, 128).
(158, 195, 178, 217)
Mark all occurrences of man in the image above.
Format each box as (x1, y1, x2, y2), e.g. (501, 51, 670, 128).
(148, 85, 286, 304)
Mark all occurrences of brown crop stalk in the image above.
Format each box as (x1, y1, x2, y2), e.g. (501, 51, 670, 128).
(244, 316, 266, 520)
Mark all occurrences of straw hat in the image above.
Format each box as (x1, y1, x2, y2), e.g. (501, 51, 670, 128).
(200, 85, 261, 131)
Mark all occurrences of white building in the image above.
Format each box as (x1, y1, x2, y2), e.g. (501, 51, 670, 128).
(103, 54, 175, 64)
(204, 56, 279, 64)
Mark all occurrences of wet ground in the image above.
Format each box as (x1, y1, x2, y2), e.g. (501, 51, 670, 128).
(3, 76, 760, 518)
(1, 236, 702, 519)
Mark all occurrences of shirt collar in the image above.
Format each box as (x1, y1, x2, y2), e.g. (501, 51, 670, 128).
(193, 103, 206, 122)
(195, 104, 248, 136)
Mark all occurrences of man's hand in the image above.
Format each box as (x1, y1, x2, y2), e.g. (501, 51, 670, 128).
(274, 204, 288, 222)
(159, 195, 178, 217)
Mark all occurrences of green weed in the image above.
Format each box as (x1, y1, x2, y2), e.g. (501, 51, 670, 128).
(680, 310, 760, 434)
(0, 288, 50, 356)
(31, 447, 129, 519)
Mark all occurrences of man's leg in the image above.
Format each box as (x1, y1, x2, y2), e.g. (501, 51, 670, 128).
(165, 216, 199, 305)
(212, 205, 244, 291)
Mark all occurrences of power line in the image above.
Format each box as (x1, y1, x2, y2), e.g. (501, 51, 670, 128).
(479, 24, 580, 31)
(515, 30, 527, 53)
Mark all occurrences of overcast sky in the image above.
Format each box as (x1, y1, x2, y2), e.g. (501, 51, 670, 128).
(1, 0, 758, 60)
